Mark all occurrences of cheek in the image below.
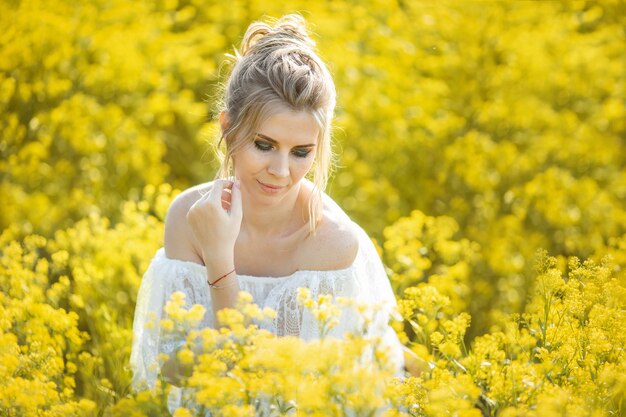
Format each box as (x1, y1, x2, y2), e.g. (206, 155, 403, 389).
(233, 149, 263, 174)
(294, 157, 315, 177)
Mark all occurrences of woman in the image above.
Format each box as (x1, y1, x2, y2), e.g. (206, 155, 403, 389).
(130, 13, 410, 401)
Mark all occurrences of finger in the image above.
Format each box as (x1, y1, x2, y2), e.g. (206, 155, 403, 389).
(208, 179, 229, 206)
(189, 188, 210, 215)
(229, 180, 243, 219)
(221, 184, 233, 210)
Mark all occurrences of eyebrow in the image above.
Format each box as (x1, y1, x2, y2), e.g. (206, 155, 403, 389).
(255, 133, 316, 148)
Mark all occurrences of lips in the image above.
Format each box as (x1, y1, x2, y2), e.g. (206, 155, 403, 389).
(257, 180, 286, 193)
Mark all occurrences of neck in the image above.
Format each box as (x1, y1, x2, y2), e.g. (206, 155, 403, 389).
(240, 181, 308, 239)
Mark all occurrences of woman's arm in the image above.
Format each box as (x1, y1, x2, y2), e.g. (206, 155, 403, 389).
(150, 181, 243, 386)
(186, 180, 243, 320)
(403, 346, 432, 377)
(164, 180, 243, 319)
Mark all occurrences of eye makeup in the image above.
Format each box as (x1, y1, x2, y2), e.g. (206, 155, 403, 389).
(292, 148, 312, 158)
(254, 140, 273, 152)
(253, 134, 315, 159)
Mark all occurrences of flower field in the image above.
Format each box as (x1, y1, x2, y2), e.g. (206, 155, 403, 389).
(1, 0, 625, 415)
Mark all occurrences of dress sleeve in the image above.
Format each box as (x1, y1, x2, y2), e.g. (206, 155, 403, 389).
(129, 248, 214, 391)
(350, 222, 405, 374)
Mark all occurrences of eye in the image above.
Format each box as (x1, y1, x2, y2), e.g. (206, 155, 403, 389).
(254, 140, 273, 152)
(292, 148, 312, 158)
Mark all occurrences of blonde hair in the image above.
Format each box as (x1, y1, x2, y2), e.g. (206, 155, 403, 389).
(214, 13, 336, 234)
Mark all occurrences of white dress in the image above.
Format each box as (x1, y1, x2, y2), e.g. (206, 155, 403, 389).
(130, 201, 405, 411)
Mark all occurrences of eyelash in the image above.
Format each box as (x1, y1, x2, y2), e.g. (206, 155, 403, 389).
(254, 141, 312, 158)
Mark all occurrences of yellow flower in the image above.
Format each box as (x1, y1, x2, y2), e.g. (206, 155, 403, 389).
(430, 331, 444, 346)
(237, 291, 253, 304)
(177, 348, 194, 366)
(438, 340, 461, 358)
(185, 304, 206, 325)
(171, 291, 186, 304)
(216, 308, 244, 329)
(262, 307, 277, 319)
(160, 319, 174, 332)
(173, 407, 193, 417)
(297, 287, 311, 304)
(66, 361, 77, 374)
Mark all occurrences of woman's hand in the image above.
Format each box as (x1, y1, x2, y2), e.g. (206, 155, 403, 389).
(403, 346, 433, 377)
(186, 179, 243, 267)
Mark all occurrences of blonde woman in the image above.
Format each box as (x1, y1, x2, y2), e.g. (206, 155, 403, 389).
(130, 13, 415, 407)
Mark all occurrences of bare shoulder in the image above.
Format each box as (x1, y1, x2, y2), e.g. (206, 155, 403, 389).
(163, 181, 214, 264)
(299, 197, 360, 271)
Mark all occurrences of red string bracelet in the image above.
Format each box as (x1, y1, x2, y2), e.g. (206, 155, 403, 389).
(208, 268, 236, 289)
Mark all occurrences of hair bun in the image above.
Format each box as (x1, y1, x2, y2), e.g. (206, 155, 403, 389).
(237, 14, 316, 59)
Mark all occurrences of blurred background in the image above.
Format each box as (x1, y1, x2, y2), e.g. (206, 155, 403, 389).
(1, 0, 625, 414)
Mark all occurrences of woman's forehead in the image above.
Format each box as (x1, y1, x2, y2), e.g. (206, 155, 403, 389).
(256, 110, 319, 145)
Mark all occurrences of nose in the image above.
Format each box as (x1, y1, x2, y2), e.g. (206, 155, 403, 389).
(267, 152, 289, 178)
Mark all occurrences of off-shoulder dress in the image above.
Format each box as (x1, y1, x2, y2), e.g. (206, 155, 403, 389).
(130, 202, 405, 411)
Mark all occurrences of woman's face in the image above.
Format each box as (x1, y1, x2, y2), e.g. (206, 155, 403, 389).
(233, 109, 319, 207)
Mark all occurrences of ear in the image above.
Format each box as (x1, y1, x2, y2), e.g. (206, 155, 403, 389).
(218, 111, 230, 131)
